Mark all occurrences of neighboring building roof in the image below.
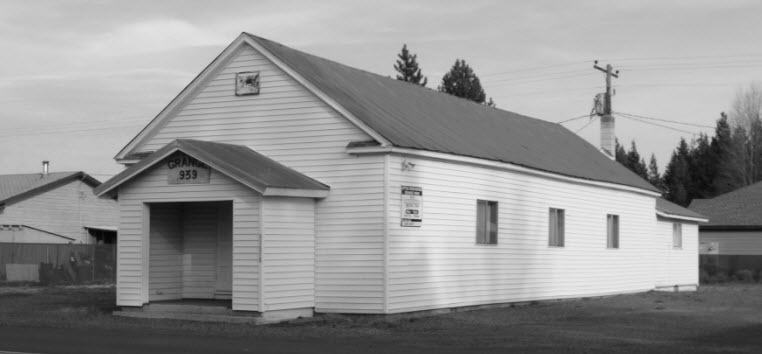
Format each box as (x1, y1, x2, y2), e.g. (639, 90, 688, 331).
(688, 181, 762, 229)
(656, 198, 708, 222)
(0, 224, 76, 241)
(244, 33, 659, 193)
(95, 139, 330, 198)
(0, 171, 100, 206)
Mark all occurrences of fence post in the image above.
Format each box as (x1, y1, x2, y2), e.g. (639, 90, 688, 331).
(91, 244, 95, 282)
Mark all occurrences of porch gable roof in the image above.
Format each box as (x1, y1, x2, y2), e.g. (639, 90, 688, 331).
(95, 139, 329, 198)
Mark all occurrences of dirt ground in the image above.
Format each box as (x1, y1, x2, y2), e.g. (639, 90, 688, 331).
(1, 284, 762, 353)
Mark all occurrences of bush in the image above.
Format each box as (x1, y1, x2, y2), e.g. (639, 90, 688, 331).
(699, 269, 711, 284)
(734, 269, 756, 283)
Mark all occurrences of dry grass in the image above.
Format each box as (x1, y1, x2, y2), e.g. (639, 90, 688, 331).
(1, 284, 762, 352)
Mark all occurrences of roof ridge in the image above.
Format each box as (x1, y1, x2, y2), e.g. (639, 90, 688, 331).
(243, 33, 564, 128)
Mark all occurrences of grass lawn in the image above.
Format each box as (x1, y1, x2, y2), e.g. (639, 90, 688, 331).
(2, 284, 762, 353)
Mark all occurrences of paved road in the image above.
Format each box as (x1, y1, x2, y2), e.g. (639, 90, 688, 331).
(0, 326, 420, 354)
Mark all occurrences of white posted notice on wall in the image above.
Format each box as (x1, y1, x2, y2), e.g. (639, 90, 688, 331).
(401, 186, 422, 227)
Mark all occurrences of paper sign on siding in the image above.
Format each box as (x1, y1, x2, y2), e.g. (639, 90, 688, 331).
(401, 186, 422, 227)
(167, 154, 211, 184)
(699, 241, 719, 255)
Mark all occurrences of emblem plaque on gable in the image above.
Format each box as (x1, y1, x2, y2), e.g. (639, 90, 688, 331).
(235, 71, 261, 96)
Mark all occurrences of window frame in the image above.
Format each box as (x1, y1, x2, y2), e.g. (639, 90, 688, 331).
(548, 208, 565, 247)
(607, 214, 619, 249)
(672, 222, 682, 249)
(476, 200, 498, 245)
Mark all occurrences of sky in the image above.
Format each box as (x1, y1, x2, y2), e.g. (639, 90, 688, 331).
(2, 0, 762, 181)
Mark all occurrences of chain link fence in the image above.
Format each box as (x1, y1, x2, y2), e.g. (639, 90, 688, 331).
(0, 242, 115, 284)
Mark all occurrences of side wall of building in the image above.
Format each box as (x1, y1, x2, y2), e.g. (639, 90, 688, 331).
(385, 154, 658, 313)
(262, 197, 315, 312)
(0, 179, 118, 243)
(654, 218, 698, 288)
(117, 162, 261, 311)
(134, 44, 386, 313)
(699, 230, 762, 255)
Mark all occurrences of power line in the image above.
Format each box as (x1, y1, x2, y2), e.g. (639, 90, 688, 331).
(575, 116, 599, 133)
(616, 114, 696, 135)
(614, 111, 714, 129)
(557, 114, 592, 124)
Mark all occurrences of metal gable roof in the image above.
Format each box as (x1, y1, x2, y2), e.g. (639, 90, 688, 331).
(95, 139, 329, 197)
(656, 198, 707, 221)
(688, 181, 762, 227)
(246, 33, 659, 193)
(0, 171, 100, 206)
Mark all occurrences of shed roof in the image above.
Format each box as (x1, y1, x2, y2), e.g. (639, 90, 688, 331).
(0, 171, 100, 206)
(688, 181, 762, 228)
(246, 33, 659, 193)
(656, 198, 707, 222)
(95, 139, 329, 198)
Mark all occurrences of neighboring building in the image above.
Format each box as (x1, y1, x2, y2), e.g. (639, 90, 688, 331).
(690, 182, 762, 275)
(0, 166, 119, 244)
(96, 33, 704, 321)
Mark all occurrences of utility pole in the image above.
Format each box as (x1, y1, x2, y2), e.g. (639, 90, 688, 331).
(593, 61, 619, 158)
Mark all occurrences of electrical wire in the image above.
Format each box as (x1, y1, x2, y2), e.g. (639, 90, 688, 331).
(575, 116, 599, 133)
(557, 114, 593, 124)
(614, 111, 714, 129)
(616, 114, 696, 135)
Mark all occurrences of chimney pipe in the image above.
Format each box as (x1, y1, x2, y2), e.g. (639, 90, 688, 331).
(42, 160, 49, 176)
(600, 115, 615, 159)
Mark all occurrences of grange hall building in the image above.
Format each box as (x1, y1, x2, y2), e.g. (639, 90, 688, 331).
(95, 33, 705, 322)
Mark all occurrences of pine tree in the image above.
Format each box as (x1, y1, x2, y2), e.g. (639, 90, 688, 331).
(393, 44, 427, 87)
(688, 133, 716, 200)
(663, 138, 692, 206)
(438, 59, 492, 105)
(625, 141, 648, 180)
(614, 139, 627, 164)
(647, 154, 665, 192)
(712, 112, 742, 194)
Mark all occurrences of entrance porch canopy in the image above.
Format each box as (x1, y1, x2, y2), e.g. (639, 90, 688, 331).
(94, 139, 330, 198)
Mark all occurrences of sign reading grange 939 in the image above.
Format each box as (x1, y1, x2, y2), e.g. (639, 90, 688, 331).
(167, 154, 211, 184)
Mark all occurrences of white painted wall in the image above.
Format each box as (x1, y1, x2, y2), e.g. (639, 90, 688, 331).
(699, 230, 762, 255)
(117, 161, 260, 310)
(385, 154, 658, 313)
(0, 179, 118, 243)
(654, 218, 699, 288)
(262, 197, 315, 312)
(181, 203, 219, 299)
(132, 44, 386, 313)
(148, 204, 182, 301)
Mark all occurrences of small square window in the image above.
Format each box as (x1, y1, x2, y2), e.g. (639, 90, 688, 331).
(549, 208, 565, 247)
(476, 200, 498, 244)
(673, 223, 682, 248)
(607, 214, 619, 249)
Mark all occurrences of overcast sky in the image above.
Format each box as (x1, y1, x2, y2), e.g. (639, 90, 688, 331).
(2, 0, 761, 180)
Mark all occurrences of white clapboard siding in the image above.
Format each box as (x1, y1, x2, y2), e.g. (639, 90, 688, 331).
(262, 197, 315, 311)
(699, 230, 762, 255)
(149, 204, 183, 301)
(117, 161, 260, 310)
(386, 155, 658, 313)
(654, 218, 699, 287)
(182, 203, 219, 299)
(0, 179, 118, 243)
(134, 44, 386, 313)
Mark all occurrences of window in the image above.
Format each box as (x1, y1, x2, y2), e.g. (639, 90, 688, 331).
(476, 200, 498, 244)
(672, 223, 682, 248)
(607, 214, 619, 249)
(548, 208, 565, 247)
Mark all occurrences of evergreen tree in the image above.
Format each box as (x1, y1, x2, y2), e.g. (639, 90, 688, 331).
(663, 138, 692, 206)
(393, 44, 427, 87)
(614, 139, 627, 164)
(625, 141, 648, 180)
(647, 154, 665, 191)
(438, 59, 492, 105)
(687, 133, 716, 200)
(712, 112, 742, 194)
